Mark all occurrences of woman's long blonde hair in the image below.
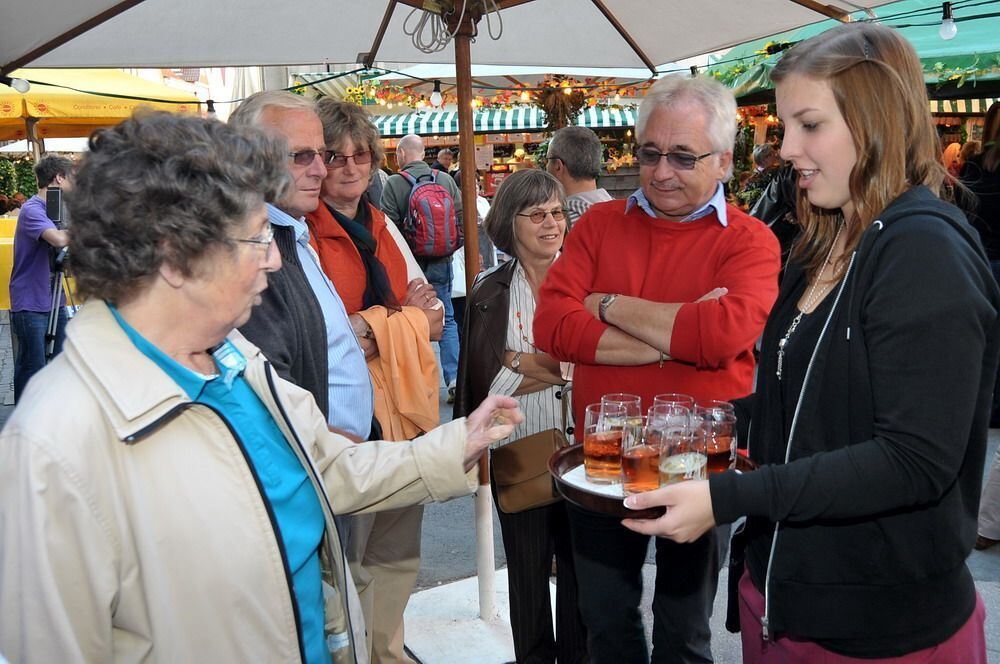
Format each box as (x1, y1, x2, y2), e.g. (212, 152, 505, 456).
(770, 23, 946, 278)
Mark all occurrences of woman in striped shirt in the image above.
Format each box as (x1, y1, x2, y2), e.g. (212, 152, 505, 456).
(455, 169, 586, 664)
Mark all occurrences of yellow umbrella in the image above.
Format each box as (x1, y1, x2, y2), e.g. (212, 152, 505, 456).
(0, 68, 200, 142)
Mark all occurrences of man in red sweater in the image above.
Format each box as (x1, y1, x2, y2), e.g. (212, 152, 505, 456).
(534, 75, 780, 663)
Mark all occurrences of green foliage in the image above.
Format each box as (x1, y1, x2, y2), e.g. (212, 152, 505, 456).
(533, 139, 550, 164)
(13, 157, 36, 196)
(931, 56, 1000, 89)
(733, 125, 755, 174)
(0, 159, 16, 198)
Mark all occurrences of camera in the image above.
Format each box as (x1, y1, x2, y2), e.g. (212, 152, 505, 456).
(45, 185, 64, 226)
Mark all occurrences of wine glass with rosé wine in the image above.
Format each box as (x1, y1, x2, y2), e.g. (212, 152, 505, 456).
(583, 402, 627, 484)
(622, 417, 661, 496)
(601, 393, 643, 427)
(694, 406, 737, 476)
(653, 393, 695, 410)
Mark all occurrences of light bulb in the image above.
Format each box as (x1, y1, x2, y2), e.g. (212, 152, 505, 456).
(430, 80, 443, 108)
(939, 18, 957, 40)
(1, 76, 30, 93)
(939, 2, 958, 40)
(519, 90, 530, 103)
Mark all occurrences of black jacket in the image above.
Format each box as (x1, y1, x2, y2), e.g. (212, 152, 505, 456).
(238, 223, 330, 418)
(959, 151, 1000, 261)
(711, 186, 1000, 656)
(453, 259, 515, 418)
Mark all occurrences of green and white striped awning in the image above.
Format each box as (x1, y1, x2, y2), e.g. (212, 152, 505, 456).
(371, 106, 637, 137)
(929, 98, 999, 114)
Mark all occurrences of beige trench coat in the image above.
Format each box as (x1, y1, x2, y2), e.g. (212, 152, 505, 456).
(0, 301, 477, 663)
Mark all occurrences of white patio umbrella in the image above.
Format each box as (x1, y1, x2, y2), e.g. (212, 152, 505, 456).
(0, 137, 89, 153)
(0, 0, 899, 628)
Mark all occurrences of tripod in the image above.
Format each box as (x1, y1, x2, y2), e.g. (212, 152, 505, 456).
(44, 247, 71, 362)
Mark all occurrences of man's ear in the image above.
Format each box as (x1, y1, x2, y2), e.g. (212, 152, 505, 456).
(716, 151, 734, 180)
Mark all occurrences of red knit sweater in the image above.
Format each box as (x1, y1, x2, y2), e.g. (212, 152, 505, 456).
(534, 199, 781, 428)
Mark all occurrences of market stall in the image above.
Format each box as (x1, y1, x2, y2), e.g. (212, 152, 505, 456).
(0, 68, 200, 146)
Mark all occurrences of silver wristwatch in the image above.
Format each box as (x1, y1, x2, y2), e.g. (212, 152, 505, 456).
(599, 293, 619, 323)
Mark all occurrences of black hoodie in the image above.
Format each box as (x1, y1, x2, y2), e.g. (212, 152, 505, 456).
(711, 186, 1000, 657)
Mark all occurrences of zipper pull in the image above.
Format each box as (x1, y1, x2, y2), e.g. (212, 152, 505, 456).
(761, 615, 770, 641)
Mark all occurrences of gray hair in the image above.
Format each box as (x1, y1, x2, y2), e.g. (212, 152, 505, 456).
(753, 143, 776, 168)
(437, 148, 453, 158)
(636, 75, 737, 179)
(228, 90, 316, 129)
(548, 126, 603, 180)
(34, 154, 74, 189)
(483, 169, 566, 257)
(315, 97, 385, 180)
(397, 134, 424, 164)
(67, 111, 291, 304)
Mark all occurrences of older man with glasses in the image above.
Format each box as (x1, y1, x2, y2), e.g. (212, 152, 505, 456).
(230, 91, 375, 445)
(544, 125, 613, 227)
(534, 75, 781, 663)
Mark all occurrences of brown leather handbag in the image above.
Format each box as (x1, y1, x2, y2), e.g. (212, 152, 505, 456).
(490, 385, 571, 514)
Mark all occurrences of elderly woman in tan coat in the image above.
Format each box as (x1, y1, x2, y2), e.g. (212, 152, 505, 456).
(0, 112, 519, 664)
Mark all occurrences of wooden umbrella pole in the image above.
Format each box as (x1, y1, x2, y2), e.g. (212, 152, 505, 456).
(451, 7, 497, 622)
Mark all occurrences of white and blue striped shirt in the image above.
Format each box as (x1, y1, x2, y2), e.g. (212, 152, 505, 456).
(267, 205, 374, 439)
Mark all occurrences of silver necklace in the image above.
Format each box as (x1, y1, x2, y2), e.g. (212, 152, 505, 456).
(776, 222, 845, 381)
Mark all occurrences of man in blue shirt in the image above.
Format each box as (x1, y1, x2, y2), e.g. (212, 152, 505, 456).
(10, 155, 73, 402)
(231, 92, 374, 441)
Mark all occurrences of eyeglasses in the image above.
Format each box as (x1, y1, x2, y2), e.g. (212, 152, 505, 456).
(326, 150, 373, 169)
(539, 155, 560, 168)
(636, 146, 714, 170)
(288, 149, 335, 166)
(234, 226, 275, 249)
(516, 208, 566, 224)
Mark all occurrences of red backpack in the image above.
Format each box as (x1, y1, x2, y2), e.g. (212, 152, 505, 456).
(400, 170, 464, 258)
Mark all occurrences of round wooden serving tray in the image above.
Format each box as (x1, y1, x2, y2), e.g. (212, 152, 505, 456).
(548, 444, 757, 520)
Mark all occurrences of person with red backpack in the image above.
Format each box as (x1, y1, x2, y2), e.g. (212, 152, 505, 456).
(382, 133, 464, 401)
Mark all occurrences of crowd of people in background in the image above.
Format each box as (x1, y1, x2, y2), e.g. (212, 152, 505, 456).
(1, 19, 999, 664)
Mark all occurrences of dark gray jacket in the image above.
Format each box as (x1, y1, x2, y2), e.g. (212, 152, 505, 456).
(238, 223, 329, 418)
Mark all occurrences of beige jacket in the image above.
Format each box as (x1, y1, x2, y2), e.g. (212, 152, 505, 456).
(0, 301, 477, 663)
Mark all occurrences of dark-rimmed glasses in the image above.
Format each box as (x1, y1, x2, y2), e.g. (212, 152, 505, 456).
(326, 150, 373, 169)
(539, 155, 561, 169)
(234, 226, 275, 249)
(288, 149, 335, 166)
(636, 146, 714, 170)
(516, 208, 566, 224)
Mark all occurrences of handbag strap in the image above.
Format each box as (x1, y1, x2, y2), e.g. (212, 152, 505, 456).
(558, 382, 572, 448)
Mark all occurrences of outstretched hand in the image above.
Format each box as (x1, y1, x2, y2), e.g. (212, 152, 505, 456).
(621, 479, 717, 542)
(463, 395, 524, 471)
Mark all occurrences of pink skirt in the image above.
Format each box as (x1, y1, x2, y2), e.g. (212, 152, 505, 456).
(737, 568, 987, 663)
